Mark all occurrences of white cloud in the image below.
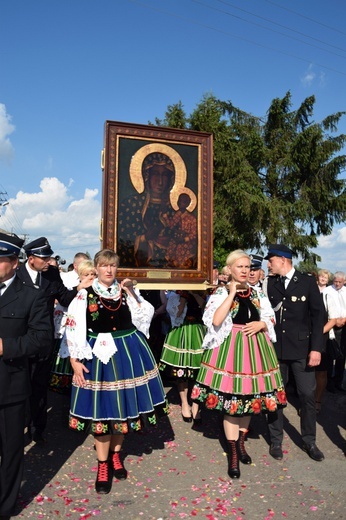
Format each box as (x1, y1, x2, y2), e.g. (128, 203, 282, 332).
(0, 103, 15, 161)
(301, 65, 327, 90)
(1, 177, 101, 263)
(1, 175, 343, 271)
(313, 226, 346, 272)
(316, 233, 336, 249)
(337, 226, 346, 243)
(319, 71, 326, 88)
(301, 64, 315, 87)
(14, 177, 70, 214)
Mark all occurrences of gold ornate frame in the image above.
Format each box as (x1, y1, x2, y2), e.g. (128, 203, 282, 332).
(101, 121, 213, 289)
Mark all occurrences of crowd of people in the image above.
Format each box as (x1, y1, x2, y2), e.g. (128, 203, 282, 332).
(0, 231, 345, 518)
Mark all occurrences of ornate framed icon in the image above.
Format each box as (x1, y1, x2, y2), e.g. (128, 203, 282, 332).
(101, 121, 213, 288)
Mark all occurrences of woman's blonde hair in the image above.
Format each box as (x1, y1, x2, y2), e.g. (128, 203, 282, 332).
(225, 249, 251, 267)
(318, 268, 331, 280)
(221, 265, 230, 275)
(77, 259, 96, 277)
(94, 249, 119, 267)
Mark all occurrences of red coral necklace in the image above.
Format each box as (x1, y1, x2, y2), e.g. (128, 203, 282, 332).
(237, 288, 251, 298)
(99, 291, 123, 311)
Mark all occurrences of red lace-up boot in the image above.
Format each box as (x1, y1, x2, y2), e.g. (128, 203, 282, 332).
(110, 451, 128, 480)
(95, 460, 112, 494)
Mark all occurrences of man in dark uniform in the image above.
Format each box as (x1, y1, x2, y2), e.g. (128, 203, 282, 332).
(248, 254, 263, 290)
(265, 244, 325, 462)
(16, 237, 89, 444)
(0, 232, 51, 519)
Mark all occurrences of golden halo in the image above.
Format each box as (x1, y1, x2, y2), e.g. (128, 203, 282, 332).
(170, 186, 197, 212)
(129, 143, 187, 193)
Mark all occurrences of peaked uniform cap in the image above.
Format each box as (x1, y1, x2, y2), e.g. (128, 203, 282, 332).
(264, 244, 294, 260)
(250, 253, 263, 270)
(0, 232, 24, 257)
(24, 237, 54, 258)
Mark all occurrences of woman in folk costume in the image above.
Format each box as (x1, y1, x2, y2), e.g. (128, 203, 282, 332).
(192, 250, 287, 479)
(59, 249, 169, 494)
(159, 290, 206, 425)
(50, 260, 96, 394)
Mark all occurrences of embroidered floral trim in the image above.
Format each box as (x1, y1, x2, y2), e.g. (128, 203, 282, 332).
(50, 374, 72, 390)
(128, 420, 141, 432)
(229, 288, 261, 318)
(68, 403, 169, 436)
(191, 384, 287, 415)
(88, 293, 99, 321)
(65, 315, 77, 331)
(159, 363, 198, 380)
(93, 421, 110, 434)
(69, 416, 85, 431)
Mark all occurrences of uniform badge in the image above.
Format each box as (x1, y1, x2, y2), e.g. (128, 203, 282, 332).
(301, 296, 306, 301)
(291, 296, 297, 302)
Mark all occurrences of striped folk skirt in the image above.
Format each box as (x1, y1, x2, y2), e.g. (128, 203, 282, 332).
(192, 324, 287, 416)
(69, 328, 169, 436)
(159, 322, 207, 380)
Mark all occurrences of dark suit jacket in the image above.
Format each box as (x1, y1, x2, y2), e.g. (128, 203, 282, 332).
(16, 263, 78, 324)
(267, 270, 324, 360)
(0, 277, 52, 405)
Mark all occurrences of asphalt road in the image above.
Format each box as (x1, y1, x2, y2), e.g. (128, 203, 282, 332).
(17, 379, 346, 520)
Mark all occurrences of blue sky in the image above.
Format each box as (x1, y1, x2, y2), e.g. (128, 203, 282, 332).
(1, 0, 345, 272)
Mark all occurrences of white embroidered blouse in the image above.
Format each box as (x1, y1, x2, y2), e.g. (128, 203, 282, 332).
(202, 285, 276, 350)
(58, 281, 154, 364)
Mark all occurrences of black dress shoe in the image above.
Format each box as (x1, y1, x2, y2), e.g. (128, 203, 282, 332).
(32, 431, 45, 444)
(302, 443, 324, 461)
(181, 413, 192, 423)
(269, 444, 283, 460)
(24, 430, 32, 446)
(326, 382, 336, 393)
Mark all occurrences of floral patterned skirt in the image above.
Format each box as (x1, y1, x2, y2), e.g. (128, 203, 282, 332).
(192, 325, 287, 416)
(159, 322, 206, 380)
(49, 338, 73, 395)
(69, 328, 169, 435)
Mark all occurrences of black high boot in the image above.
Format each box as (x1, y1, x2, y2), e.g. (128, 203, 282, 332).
(227, 440, 240, 479)
(95, 459, 112, 494)
(237, 430, 252, 464)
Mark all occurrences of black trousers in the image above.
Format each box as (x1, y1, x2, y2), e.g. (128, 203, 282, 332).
(267, 358, 316, 446)
(326, 327, 346, 385)
(0, 400, 26, 516)
(26, 356, 52, 433)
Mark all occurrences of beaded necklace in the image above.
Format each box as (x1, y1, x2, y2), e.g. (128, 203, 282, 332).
(236, 287, 251, 298)
(99, 292, 123, 312)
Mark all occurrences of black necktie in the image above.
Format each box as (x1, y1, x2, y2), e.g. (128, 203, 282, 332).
(35, 272, 41, 286)
(0, 282, 5, 295)
(280, 276, 286, 289)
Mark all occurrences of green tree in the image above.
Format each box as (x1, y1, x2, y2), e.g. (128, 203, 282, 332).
(153, 92, 346, 264)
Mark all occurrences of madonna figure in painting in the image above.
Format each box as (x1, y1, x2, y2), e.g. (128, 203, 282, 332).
(117, 152, 176, 268)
